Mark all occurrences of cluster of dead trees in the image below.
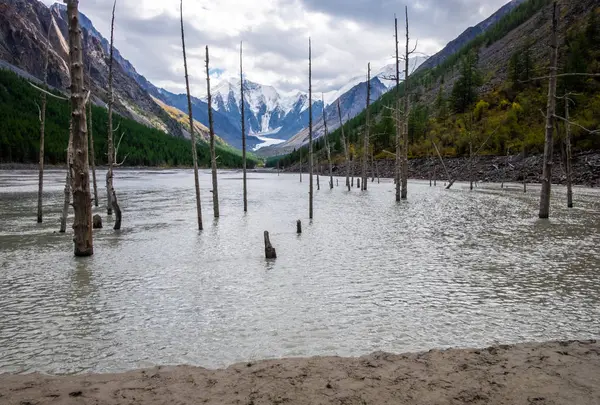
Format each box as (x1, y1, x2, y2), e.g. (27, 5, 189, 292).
(300, 1, 595, 221)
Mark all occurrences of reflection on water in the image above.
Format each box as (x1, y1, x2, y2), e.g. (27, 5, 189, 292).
(1, 169, 600, 374)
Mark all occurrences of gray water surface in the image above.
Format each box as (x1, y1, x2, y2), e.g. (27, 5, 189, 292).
(1, 170, 599, 374)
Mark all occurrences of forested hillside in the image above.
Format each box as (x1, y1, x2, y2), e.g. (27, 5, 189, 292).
(0, 69, 257, 168)
(271, 0, 600, 169)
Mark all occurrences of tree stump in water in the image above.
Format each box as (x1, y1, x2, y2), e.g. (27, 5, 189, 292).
(357, 178, 361, 189)
(297, 220, 302, 234)
(264, 231, 277, 259)
(93, 214, 102, 229)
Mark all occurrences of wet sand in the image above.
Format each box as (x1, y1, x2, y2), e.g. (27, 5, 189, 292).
(1, 340, 599, 404)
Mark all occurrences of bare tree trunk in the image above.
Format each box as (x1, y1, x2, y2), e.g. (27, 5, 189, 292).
(371, 149, 375, 182)
(394, 15, 401, 202)
(299, 150, 302, 182)
(37, 23, 52, 223)
(337, 100, 350, 191)
(106, 1, 122, 230)
(205, 46, 219, 218)
(322, 95, 333, 189)
(434, 163, 437, 186)
(316, 158, 320, 191)
(565, 94, 573, 208)
(66, 0, 93, 256)
(351, 156, 355, 187)
(433, 140, 451, 184)
(240, 42, 247, 212)
(539, 2, 559, 219)
(362, 63, 370, 191)
(401, 6, 410, 200)
(180, 0, 202, 230)
(60, 121, 73, 234)
(88, 96, 98, 206)
(469, 142, 473, 190)
(522, 146, 527, 193)
(308, 38, 314, 219)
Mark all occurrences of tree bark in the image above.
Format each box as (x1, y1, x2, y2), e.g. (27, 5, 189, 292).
(37, 22, 52, 223)
(401, 6, 410, 200)
(180, 0, 203, 230)
(539, 1, 559, 219)
(362, 63, 371, 191)
(205, 46, 220, 218)
(240, 42, 247, 212)
(565, 95, 573, 208)
(66, 0, 93, 256)
(308, 38, 314, 219)
(60, 121, 73, 234)
(394, 15, 401, 202)
(336, 100, 351, 191)
(106, 0, 122, 230)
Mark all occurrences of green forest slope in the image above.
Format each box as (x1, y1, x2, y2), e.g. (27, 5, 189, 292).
(270, 0, 600, 168)
(0, 69, 257, 168)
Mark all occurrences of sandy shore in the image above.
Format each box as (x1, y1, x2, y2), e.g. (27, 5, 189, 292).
(1, 340, 599, 405)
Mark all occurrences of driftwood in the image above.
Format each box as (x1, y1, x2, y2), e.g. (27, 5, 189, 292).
(264, 231, 277, 259)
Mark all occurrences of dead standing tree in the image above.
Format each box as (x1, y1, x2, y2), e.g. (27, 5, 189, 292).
(539, 2, 559, 219)
(36, 20, 53, 223)
(361, 63, 371, 191)
(205, 46, 219, 218)
(401, 6, 416, 199)
(106, 0, 122, 230)
(308, 38, 314, 219)
(59, 120, 73, 234)
(180, 0, 202, 230)
(322, 94, 333, 189)
(336, 99, 351, 191)
(240, 41, 248, 212)
(87, 60, 98, 207)
(66, 0, 93, 256)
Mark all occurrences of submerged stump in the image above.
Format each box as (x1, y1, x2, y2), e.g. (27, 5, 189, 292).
(264, 231, 277, 259)
(297, 220, 302, 234)
(93, 214, 103, 229)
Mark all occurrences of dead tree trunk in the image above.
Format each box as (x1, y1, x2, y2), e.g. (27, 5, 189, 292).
(565, 94, 573, 208)
(433, 140, 452, 184)
(299, 150, 303, 182)
(88, 93, 98, 206)
(308, 38, 314, 219)
(362, 63, 371, 191)
(539, 2, 559, 219)
(401, 6, 410, 200)
(180, 0, 202, 230)
(240, 42, 247, 212)
(322, 95, 333, 189)
(394, 15, 401, 202)
(469, 142, 473, 190)
(316, 157, 320, 190)
(37, 22, 52, 223)
(66, 0, 93, 256)
(337, 100, 351, 191)
(205, 46, 219, 218)
(351, 154, 355, 187)
(264, 231, 276, 259)
(106, 1, 122, 230)
(60, 121, 73, 234)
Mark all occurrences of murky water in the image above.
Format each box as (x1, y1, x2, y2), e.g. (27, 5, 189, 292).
(1, 169, 600, 375)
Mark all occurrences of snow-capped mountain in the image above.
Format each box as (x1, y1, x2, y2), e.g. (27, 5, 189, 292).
(205, 78, 323, 141)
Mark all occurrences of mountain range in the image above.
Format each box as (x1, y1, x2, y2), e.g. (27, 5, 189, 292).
(0, 0, 527, 156)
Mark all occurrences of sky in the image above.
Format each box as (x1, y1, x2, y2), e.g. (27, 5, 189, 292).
(41, 0, 512, 97)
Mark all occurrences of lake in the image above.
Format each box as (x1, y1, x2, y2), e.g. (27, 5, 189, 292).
(1, 169, 599, 374)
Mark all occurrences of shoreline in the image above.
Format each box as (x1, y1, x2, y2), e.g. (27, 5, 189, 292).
(1, 340, 599, 404)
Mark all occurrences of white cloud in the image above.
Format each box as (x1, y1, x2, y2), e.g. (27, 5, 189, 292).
(40, 0, 511, 97)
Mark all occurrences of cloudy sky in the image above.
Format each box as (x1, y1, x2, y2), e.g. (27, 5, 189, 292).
(41, 0, 511, 96)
